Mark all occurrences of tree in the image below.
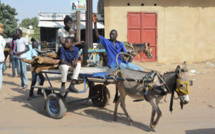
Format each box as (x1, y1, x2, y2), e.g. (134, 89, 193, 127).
(19, 17, 39, 41)
(0, 1, 18, 38)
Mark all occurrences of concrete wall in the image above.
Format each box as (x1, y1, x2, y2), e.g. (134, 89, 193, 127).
(21, 27, 34, 43)
(104, 0, 215, 63)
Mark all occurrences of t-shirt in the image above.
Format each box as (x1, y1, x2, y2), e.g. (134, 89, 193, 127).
(57, 28, 75, 44)
(9, 41, 17, 55)
(16, 37, 28, 58)
(99, 35, 127, 67)
(0, 35, 6, 62)
(60, 46, 79, 64)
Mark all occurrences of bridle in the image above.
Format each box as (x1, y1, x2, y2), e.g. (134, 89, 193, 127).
(175, 79, 190, 96)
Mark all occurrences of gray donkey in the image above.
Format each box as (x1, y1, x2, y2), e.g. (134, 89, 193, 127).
(113, 62, 190, 131)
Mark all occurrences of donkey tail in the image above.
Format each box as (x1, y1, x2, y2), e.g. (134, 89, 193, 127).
(113, 87, 119, 103)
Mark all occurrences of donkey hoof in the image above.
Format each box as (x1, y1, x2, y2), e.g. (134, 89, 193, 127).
(151, 129, 157, 132)
(129, 122, 133, 126)
(150, 124, 157, 132)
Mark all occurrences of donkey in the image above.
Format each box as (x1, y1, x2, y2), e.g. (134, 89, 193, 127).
(122, 42, 152, 62)
(113, 62, 190, 131)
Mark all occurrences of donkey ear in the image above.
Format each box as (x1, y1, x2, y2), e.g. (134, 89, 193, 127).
(182, 61, 188, 71)
(175, 65, 181, 75)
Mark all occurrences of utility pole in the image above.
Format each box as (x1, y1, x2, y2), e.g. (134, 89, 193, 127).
(76, 11, 81, 41)
(85, 0, 93, 48)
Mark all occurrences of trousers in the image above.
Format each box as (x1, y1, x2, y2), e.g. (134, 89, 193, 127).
(59, 63, 81, 82)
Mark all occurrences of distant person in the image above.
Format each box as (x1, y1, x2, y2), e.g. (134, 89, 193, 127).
(59, 36, 81, 93)
(9, 34, 20, 77)
(29, 40, 45, 99)
(15, 29, 30, 89)
(57, 15, 88, 66)
(72, 3, 77, 9)
(0, 23, 6, 90)
(87, 45, 100, 67)
(3, 43, 10, 72)
(93, 13, 143, 71)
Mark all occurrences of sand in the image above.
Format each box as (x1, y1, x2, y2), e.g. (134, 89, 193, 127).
(0, 61, 215, 134)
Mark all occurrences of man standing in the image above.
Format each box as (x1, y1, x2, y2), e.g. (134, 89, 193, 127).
(0, 23, 6, 90)
(9, 34, 20, 77)
(15, 29, 30, 89)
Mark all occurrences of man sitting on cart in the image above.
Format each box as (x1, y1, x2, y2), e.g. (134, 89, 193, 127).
(59, 36, 81, 93)
(92, 14, 143, 71)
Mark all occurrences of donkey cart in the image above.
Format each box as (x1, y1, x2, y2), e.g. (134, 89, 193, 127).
(32, 67, 119, 119)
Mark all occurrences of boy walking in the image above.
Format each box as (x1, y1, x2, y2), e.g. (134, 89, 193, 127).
(29, 40, 45, 98)
(15, 29, 30, 89)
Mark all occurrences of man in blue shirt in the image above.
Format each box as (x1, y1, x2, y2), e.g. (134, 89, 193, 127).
(59, 36, 81, 93)
(93, 14, 143, 71)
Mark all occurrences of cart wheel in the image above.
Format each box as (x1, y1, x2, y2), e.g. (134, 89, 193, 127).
(91, 84, 110, 107)
(46, 93, 67, 119)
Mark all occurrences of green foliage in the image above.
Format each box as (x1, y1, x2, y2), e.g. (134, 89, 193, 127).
(0, 2, 18, 38)
(19, 17, 39, 41)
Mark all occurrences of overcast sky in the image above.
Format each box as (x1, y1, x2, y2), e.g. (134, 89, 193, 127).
(1, 0, 98, 23)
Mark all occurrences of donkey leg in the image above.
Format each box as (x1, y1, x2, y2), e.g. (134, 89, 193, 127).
(120, 96, 133, 126)
(150, 108, 156, 127)
(117, 81, 133, 125)
(113, 82, 122, 121)
(153, 106, 162, 126)
(113, 95, 121, 121)
(149, 99, 162, 131)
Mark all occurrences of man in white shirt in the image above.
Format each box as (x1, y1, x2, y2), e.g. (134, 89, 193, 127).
(0, 23, 6, 90)
(15, 29, 30, 89)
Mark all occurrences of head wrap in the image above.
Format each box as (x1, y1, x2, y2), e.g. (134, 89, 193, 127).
(0, 23, 3, 34)
(31, 38, 36, 42)
(64, 15, 73, 24)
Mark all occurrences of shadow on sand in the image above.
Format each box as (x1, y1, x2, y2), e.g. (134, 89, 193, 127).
(186, 128, 215, 134)
(7, 87, 150, 132)
(65, 100, 151, 132)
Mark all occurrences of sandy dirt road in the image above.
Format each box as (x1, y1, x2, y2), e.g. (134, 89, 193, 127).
(0, 61, 215, 134)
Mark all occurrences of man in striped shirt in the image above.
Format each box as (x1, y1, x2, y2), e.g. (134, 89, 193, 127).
(9, 34, 20, 77)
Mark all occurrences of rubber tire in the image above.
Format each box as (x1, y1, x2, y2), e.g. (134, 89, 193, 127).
(91, 84, 110, 107)
(46, 93, 67, 119)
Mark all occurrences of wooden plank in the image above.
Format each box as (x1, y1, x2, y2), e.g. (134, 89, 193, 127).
(80, 67, 110, 74)
(41, 67, 111, 75)
(37, 57, 59, 65)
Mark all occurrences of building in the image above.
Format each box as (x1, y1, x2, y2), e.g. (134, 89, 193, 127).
(20, 27, 34, 43)
(38, 12, 104, 51)
(104, 0, 215, 63)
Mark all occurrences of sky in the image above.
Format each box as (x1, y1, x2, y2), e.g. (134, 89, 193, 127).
(1, 0, 99, 23)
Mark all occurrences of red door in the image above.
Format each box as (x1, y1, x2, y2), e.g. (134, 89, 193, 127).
(127, 12, 157, 62)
